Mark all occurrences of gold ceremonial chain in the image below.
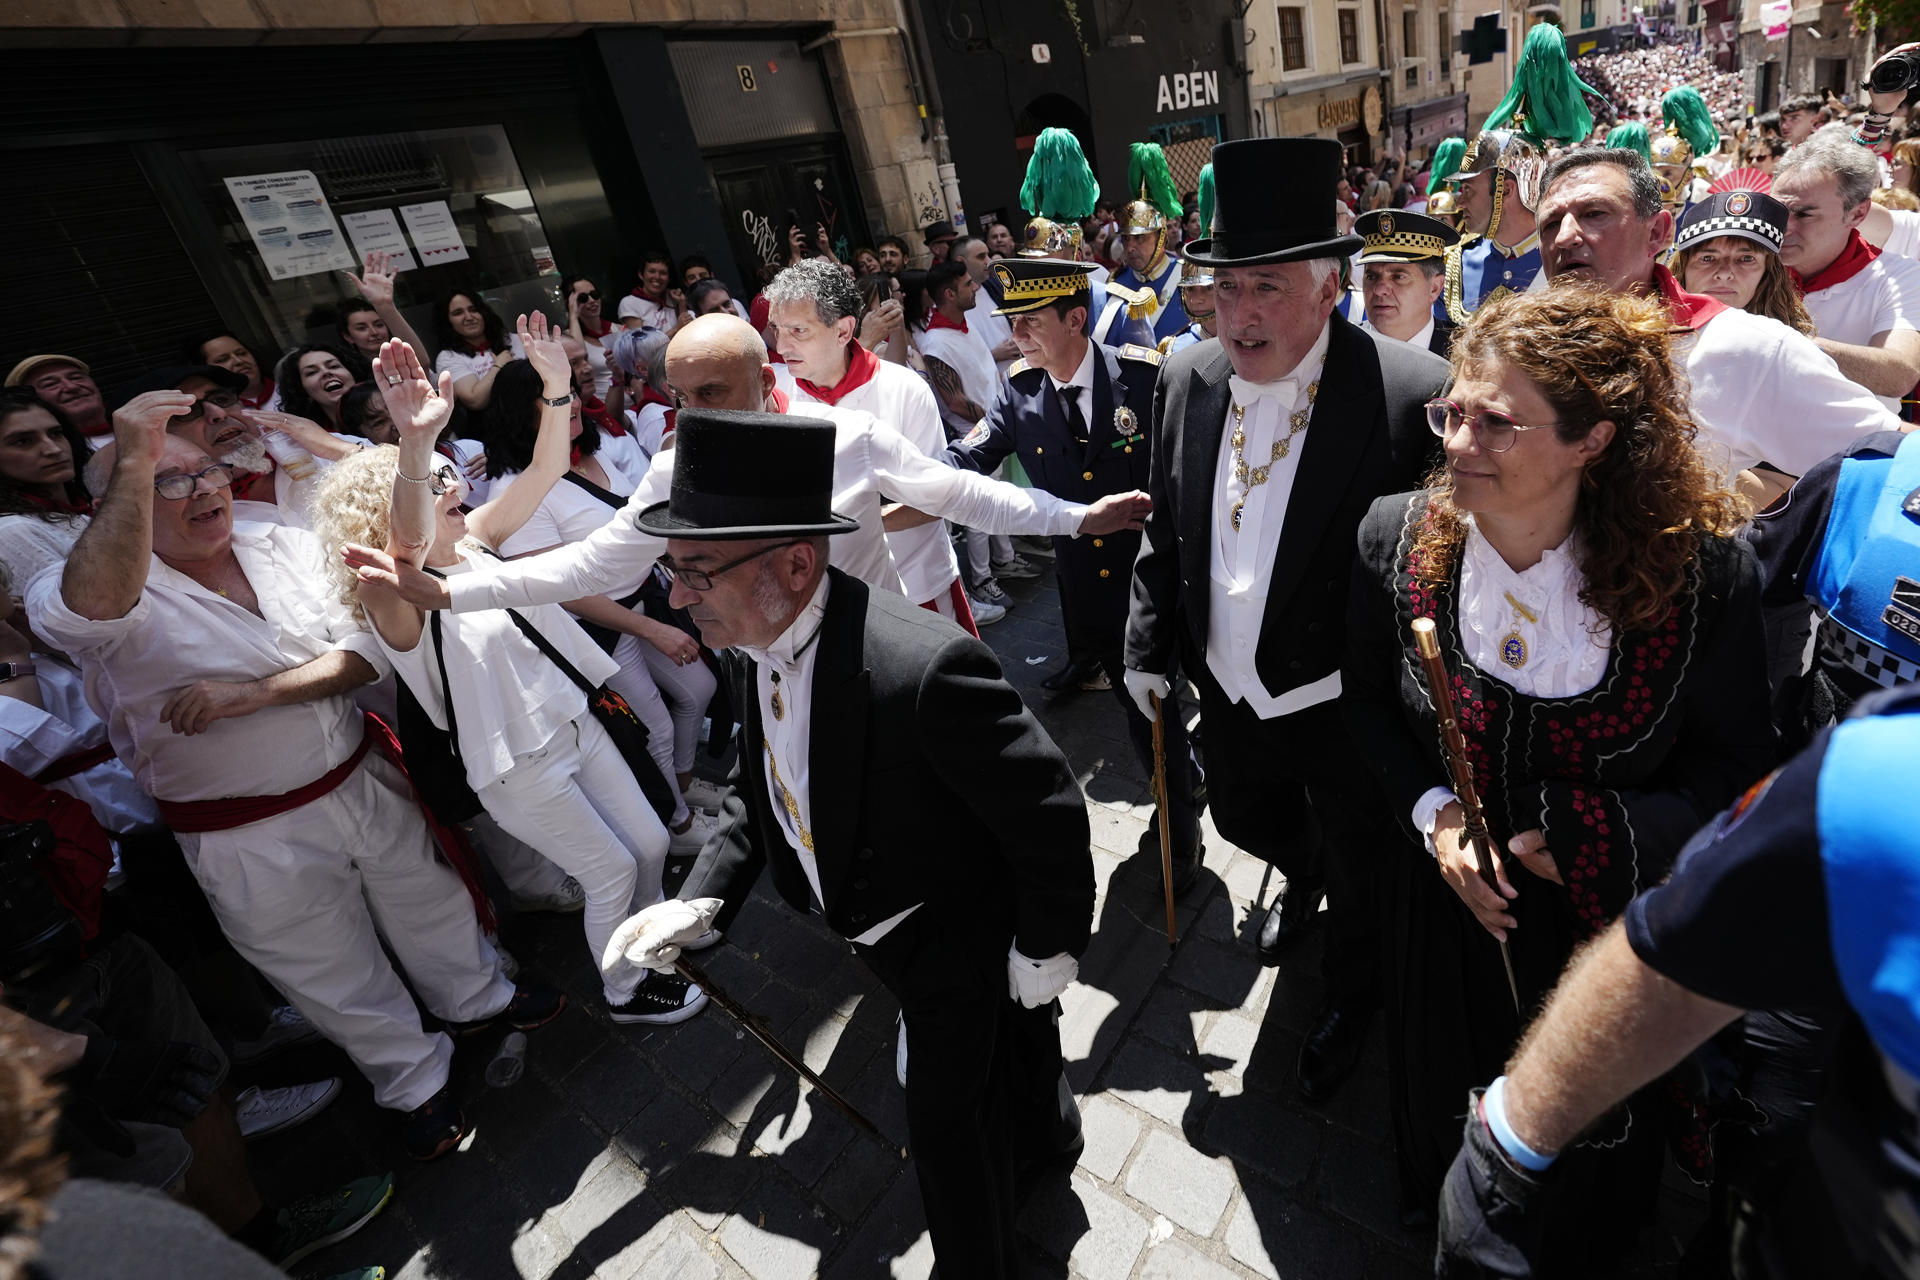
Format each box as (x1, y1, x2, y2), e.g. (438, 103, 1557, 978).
(1499, 589, 1538, 670)
(1227, 383, 1317, 533)
(762, 735, 814, 852)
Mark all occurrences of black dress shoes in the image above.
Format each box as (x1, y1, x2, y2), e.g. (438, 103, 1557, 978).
(1255, 875, 1324, 963)
(1296, 1003, 1370, 1104)
(1042, 657, 1103, 692)
(1138, 824, 1204, 896)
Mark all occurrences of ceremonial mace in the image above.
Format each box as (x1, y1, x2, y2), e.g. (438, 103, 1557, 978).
(672, 955, 895, 1148)
(1409, 618, 1521, 1013)
(1148, 691, 1180, 947)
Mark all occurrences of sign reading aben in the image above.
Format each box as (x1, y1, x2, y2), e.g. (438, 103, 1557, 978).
(1156, 70, 1221, 113)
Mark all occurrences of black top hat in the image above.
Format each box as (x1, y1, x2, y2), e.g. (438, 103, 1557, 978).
(112, 364, 248, 413)
(990, 258, 1096, 316)
(1674, 189, 1788, 256)
(635, 409, 860, 542)
(1354, 209, 1460, 265)
(1180, 138, 1364, 268)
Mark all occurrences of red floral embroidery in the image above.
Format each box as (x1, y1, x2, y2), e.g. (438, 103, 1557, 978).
(1559, 786, 1617, 936)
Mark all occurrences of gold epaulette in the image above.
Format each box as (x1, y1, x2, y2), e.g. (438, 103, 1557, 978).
(1007, 358, 1035, 378)
(1118, 343, 1163, 366)
(1105, 280, 1154, 322)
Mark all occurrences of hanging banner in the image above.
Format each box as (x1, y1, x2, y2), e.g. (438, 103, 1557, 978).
(1761, 0, 1791, 40)
(223, 170, 357, 280)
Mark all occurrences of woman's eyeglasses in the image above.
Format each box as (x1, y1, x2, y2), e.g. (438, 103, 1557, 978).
(153, 463, 234, 500)
(1424, 398, 1559, 454)
(575, 290, 601, 303)
(426, 463, 460, 496)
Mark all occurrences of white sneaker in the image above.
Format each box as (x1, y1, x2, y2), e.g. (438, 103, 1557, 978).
(972, 577, 1011, 606)
(969, 594, 1008, 626)
(512, 876, 585, 914)
(237, 1078, 342, 1140)
(895, 1014, 908, 1088)
(682, 778, 731, 813)
(669, 809, 722, 856)
(232, 1005, 324, 1067)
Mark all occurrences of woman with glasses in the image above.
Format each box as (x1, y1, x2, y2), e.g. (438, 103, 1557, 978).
(1342, 286, 1775, 1257)
(563, 275, 615, 402)
(313, 323, 706, 1027)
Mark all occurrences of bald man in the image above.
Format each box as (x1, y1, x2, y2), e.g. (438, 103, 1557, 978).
(345, 313, 1149, 621)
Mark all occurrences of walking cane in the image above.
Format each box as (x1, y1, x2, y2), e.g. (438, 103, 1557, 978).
(672, 955, 899, 1150)
(1409, 618, 1522, 1014)
(1148, 691, 1179, 948)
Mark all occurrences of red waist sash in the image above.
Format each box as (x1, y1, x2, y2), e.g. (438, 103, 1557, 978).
(34, 742, 116, 785)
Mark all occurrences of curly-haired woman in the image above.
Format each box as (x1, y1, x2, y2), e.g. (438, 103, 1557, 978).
(1342, 286, 1777, 1259)
(314, 322, 705, 1028)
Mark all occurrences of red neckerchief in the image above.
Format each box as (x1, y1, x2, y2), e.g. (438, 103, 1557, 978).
(628, 286, 667, 304)
(582, 395, 623, 437)
(18, 490, 93, 517)
(769, 387, 791, 413)
(925, 309, 969, 334)
(581, 316, 614, 340)
(793, 341, 880, 406)
(241, 378, 274, 409)
(1792, 229, 1882, 295)
(228, 461, 276, 504)
(635, 386, 674, 411)
(464, 339, 492, 355)
(1650, 264, 1727, 331)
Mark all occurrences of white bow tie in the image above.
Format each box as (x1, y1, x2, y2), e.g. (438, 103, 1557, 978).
(1228, 374, 1296, 409)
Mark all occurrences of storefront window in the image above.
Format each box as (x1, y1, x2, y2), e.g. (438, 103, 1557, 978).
(179, 125, 559, 354)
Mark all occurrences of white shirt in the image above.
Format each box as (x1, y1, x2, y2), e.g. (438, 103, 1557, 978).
(1205, 324, 1338, 719)
(26, 522, 391, 802)
(616, 294, 675, 331)
(1362, 315, 1437, 352)
(1679, 306, 1899, 479)
(1800, 251, 1920, 413)
(916, 321, 1004, 442)
(1049, 339, 1097, 402)
(968, 286, 1018, 380)
(0, 656, 161, 835)
(446, 401, 1092, 617)
(1882, 208, 1920, 261)
(1411, 522, 1613, 852)
(434, 338, 523, 389)
(377, 547, 619, 790)
(0, 515, 86, 590)
(582, 338, 614, 401)
(494, 451, 646, 596)
(740, 575, 918, 946)
(788, 363, 965, 604)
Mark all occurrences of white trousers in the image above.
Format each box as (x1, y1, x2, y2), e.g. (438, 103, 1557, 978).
(179, 752, 513, 1112)
(460, 809, 574, 901)
(608, 633, 688, 827)
(479, 714, 669, 1004)
(634, 635, 716, 775)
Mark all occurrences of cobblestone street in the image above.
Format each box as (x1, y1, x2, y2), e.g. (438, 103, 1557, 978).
(255, 560, 1702, 1280)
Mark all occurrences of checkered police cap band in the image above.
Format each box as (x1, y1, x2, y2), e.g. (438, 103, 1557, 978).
(1675, 212, 1784, 254)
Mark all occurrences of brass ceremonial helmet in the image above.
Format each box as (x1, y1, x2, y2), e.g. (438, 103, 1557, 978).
(1120, 192, 1167, 236)
(1650, 130, 1697, 210)
(1451, 129, 1545, 241)
(1021, 215, 1084, 259)
(1426, 188, 1463, 229)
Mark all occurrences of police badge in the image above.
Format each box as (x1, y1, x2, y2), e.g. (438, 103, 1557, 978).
(1115, 406, 1138, 436)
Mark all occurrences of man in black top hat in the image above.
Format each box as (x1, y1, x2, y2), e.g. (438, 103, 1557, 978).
(949, 256, 1207, 891)
(1355, 209, 1461, 355)
(602, 409, 1096, 1279)
(1124, 137, 1448, 1104)
(922, 218, 959, 264)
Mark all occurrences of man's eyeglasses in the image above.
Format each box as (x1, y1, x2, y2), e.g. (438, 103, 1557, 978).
(1424, 398, 1559, 455)
(662, 540, 802, 591)
(153, 464, 234, 500)
(171, 389, 242, 424)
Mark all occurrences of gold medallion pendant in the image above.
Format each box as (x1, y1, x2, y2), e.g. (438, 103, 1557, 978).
(1230, 499, 1244, 533)
(1499, 630, 1528, 669)
(770, 676, 784, 722)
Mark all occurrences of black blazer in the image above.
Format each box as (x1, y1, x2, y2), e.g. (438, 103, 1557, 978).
(1428, 314, 1457, 358)
(950, 341, 1159, 651)
(1124, 313, 1448, 699)
(681, 571, 1096, 960)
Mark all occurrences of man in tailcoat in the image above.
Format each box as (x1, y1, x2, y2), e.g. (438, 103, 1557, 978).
(602, 410, 1095, 1279)
(949, 256, 1206, 889)
(1124, 137, 1448, 1102)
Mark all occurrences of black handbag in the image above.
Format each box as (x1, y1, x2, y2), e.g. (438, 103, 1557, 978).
(0, 820, 83, 984)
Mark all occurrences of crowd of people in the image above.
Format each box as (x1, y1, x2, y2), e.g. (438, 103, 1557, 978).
(1577, 40, 1747, 129)
(4, 30, 1920, 1280)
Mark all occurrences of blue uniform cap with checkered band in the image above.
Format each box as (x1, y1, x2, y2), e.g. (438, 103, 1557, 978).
(1675, 188, 1790, 256)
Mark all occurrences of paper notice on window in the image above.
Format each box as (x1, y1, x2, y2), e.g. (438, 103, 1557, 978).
(399, 200, 470, 265)
(223, 170, 357, 280)
(340, 209, 418, 273)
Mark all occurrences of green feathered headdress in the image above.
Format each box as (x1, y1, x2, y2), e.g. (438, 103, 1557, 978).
(1427, 136, 1466, 195)
(1127, 142, 1183, 220)
(1660, 87, 1720, 159)
(1021, 128, 1100, 222)
(1605, 122, 1652, 164)
(1483, 23, 1601, 147)
(1196, 162, 1215, 236)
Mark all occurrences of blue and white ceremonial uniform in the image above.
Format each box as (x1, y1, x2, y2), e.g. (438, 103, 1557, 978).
(1088, 278, 1158, 352)
(1165, 323, 1211, 355)
(1438, 231, 1545, 324)
(1112, 252, 1190, 343)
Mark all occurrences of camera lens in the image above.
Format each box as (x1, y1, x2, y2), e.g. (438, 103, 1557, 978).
(1872, 51, 1920, 95)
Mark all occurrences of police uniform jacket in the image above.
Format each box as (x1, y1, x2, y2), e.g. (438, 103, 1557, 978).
(950, 341, 1160, 653)
(680, 571, 1095, 959)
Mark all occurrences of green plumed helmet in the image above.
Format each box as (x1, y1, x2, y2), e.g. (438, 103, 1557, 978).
(1127, 142, 1183, 220)
(1605, 122, 1652, 164)
(1661, 87, 1720, 159)
(1427, 136, 1467, 195)
(1021, 128, 1101, 222)
(1196, 162, 1216, 236)
(1483, 23, 1601, 147)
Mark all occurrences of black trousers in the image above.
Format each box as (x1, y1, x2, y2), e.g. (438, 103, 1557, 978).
(1190, 670, 1392, 1007)
(1096, 651, 1204, 853)
(855, 906, 1068, 1279)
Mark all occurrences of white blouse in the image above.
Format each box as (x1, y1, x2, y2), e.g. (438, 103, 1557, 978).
(0, 515, 85, 589)
(492, 451, 645, 595)
(378, 547, 620, 790)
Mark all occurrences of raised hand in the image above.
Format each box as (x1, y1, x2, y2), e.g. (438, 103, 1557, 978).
(342, 544, 453, 610)
(370, 338, 453, 441)
(518, 312, 570, 392)
(113, 390, 196, 462)
(341, 249, 399, 308)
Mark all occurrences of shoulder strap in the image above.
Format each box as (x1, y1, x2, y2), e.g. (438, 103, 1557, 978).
(560, 468, 630, 509)
(421, 582, 463, 762)
(438, 546, 605, 697)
